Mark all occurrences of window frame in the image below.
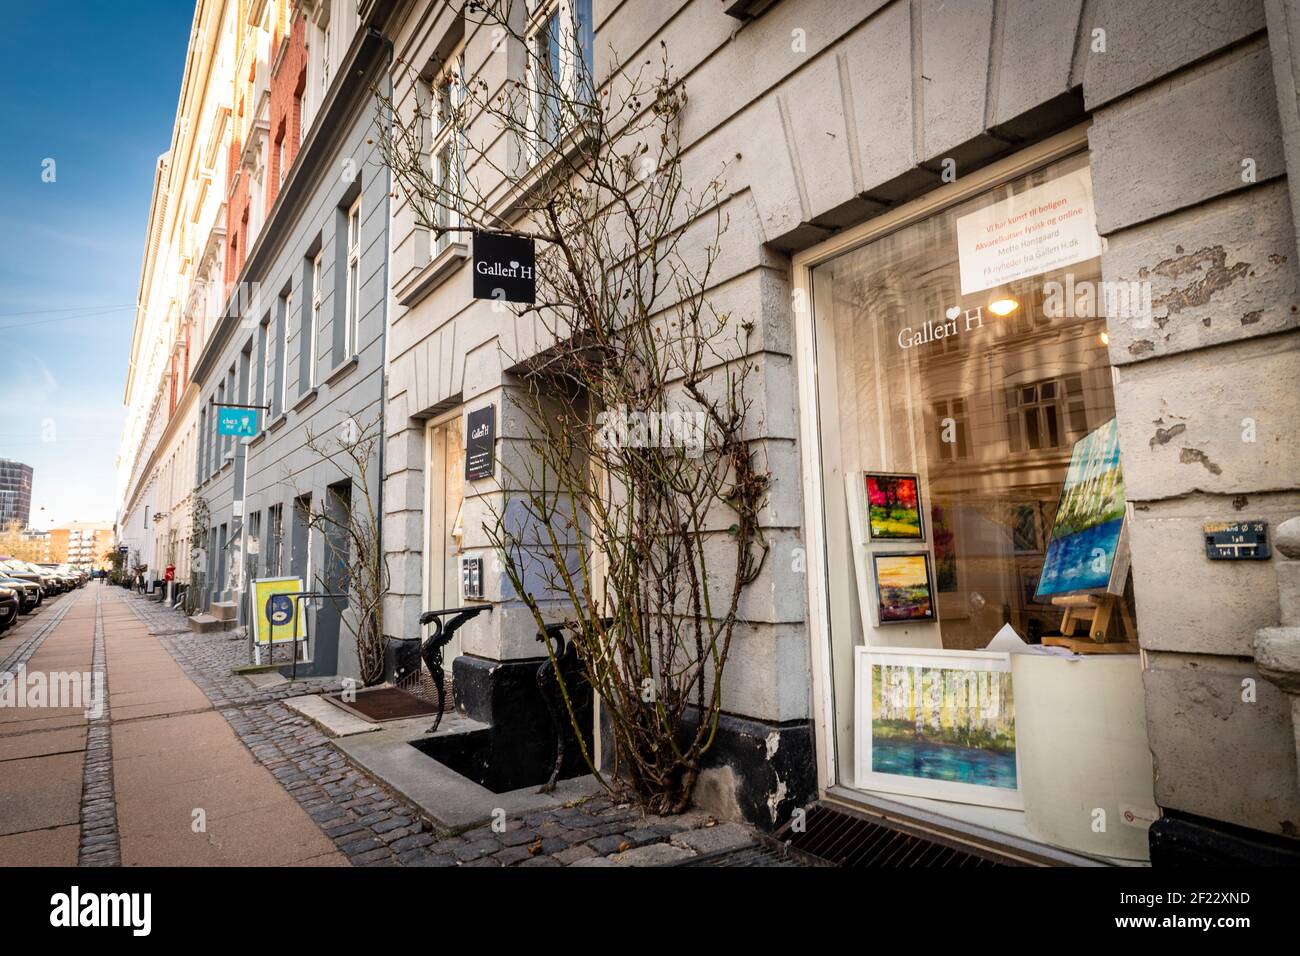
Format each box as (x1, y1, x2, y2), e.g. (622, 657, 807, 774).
(344, 197, 361, 357)
(308, 251, 322, 389)
(524, 0, 593, 164)
(430, 41, 467, 257)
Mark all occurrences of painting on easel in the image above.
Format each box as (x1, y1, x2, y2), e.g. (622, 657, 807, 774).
(1034, 417, 1127, 599)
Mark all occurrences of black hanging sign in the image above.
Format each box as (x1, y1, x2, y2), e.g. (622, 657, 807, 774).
(472, 231, 535, 304)
(465, 405, 496, 481)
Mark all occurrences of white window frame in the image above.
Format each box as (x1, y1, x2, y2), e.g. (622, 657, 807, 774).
(280, 288, 293, 413)
(345, 197, 361, 357)
(308, 251, 322, 389)
(430, 42, 466, 257)
(524, 0, 592, 163)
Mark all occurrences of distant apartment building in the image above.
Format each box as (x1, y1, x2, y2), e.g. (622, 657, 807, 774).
(0, 459, 33, 529)
(20, 529, 50, 562)
(50, 522, 115, 569)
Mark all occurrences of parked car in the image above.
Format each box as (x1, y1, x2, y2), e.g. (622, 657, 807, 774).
(20, 561, 60, 597)
(0, 584, 18, 633)
(0, 559, 44, 607)
(39, 563, 79, 591)
(0, 575, 41, 613)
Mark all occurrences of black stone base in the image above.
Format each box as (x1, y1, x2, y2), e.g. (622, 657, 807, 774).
(1149, 809, 1300, 866)
(598, 706, 817, 832)
(449, 654, 594, 785)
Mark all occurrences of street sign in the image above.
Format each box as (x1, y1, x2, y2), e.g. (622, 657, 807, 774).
(465, 405, 495, 480)
(216, 405, 260, 437)
(472, 232, 535, 303)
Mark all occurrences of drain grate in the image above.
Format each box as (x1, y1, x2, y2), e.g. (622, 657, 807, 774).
(776, 803, 1016, 867)
(678, 843, 804, 867)
(326, 686, 440, 722)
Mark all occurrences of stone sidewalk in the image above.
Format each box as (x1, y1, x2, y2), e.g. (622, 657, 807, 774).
(2, 586, 781, 867)
(0, 586, 345, 866)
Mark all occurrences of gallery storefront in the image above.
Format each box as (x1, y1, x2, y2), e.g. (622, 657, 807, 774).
(792, 127, 1159, 862)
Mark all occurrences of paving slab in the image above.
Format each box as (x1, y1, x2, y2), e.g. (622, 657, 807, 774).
(282, 694, 382, 738)
(0, 824, 80, 866)
(0, 752, 84, 836)
(0, 726, 86, 762)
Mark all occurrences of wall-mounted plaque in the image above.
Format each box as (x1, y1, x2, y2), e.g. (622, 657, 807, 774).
(472, 232, 535, 304)
(465, 405, 495, 481)
(1204, 520, 1270, 560)
(462, 557, 483, 600)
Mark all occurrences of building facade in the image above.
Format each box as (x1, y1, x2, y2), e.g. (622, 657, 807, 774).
(0, 459, 34, 529)
(119, 0, 1300, 865)
(187, 0, 391, 679)
(377, 0, 1300, 862)
(49, 522, 115, 569)
(116, 0, 238, 586)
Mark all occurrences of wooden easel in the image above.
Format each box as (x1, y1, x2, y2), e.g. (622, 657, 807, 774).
(1043, 593, 1139, 654)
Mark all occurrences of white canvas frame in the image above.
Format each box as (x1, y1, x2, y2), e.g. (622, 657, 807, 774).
(854, 645, 1022, 810)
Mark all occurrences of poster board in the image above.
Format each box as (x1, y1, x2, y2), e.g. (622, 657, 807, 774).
(1012, 653, 1156, 861)
(251, 576, 306, 646)
(855, 646, 1022, 810)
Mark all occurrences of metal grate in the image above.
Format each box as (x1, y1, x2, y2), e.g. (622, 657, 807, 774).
(776, 803, 1016, 868)
(678, 843, 804, 867)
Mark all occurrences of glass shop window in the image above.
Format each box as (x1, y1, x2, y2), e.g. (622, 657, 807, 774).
(809, 150, 1152, 857)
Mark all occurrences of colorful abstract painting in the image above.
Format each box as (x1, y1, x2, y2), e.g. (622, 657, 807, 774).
(870, 659, 1017, 790)
(873, 552, 936, 623)
(1035, 417, 1126, 598)
(866, 473, 923, 540)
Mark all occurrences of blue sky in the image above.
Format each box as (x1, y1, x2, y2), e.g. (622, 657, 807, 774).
(0, 1, 194, 529)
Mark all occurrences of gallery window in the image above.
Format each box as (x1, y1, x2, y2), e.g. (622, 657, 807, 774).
(800, 143, 1155, 860)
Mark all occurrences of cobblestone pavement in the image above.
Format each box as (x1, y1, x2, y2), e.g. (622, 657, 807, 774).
(123, 591, 780, 867)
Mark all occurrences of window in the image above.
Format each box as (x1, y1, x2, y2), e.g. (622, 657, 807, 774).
(806, 151, 1145, 842)
(265, 503, 283, 576)
(280, 288, 292, 413)
(278, 134, 288, 187)
(431, 44, 466, 256)
(261, 314, 275, 418)
(345, 197, 361, 356)
(1005, 375, 1088, 454)
(526, 0, 594, 161)
(307, 251, 322, 389)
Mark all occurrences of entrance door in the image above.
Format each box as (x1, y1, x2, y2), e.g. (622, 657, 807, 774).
(424, 413, 466, 657)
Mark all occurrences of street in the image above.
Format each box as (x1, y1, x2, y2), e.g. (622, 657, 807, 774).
(0, 585, 769, 868)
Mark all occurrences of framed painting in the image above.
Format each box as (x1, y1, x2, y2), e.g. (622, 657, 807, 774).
(1035, 417, 1129, 599)
(872, 552, 937, 624)
(864, 473, 924, 541)
(855, 646, 1021, 809)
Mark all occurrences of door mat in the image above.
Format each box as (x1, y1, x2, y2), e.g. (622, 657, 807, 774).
(325, 686, 441, 723)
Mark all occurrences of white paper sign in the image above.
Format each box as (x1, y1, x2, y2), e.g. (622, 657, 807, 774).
(956, 167, 1103, 295)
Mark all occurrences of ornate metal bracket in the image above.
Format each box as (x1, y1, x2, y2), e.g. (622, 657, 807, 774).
(418, 605, 492, 732)
(535, 618, 609, 794)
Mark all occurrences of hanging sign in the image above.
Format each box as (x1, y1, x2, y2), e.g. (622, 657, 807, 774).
(955, 166, 1103, 295)
(216, 405, 261, 437)
(465, 405, 496, 481)
(472, 232, 535, 304)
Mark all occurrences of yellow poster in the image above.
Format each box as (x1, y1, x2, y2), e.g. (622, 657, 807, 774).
(251, 576, 306, 645)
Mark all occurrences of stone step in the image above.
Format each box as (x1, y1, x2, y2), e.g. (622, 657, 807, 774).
(211, 601, 239, 621)
(188, 613, 233, 634)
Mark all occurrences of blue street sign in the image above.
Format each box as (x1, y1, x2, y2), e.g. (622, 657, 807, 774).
(216, 406, 260, 437)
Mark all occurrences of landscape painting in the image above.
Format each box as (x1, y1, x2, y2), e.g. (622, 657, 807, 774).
(873, 552, 936, 623)
(1035, 417, 1126, 598)
(865, 473, 924, 540)
(863, 650, 1018, 801)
